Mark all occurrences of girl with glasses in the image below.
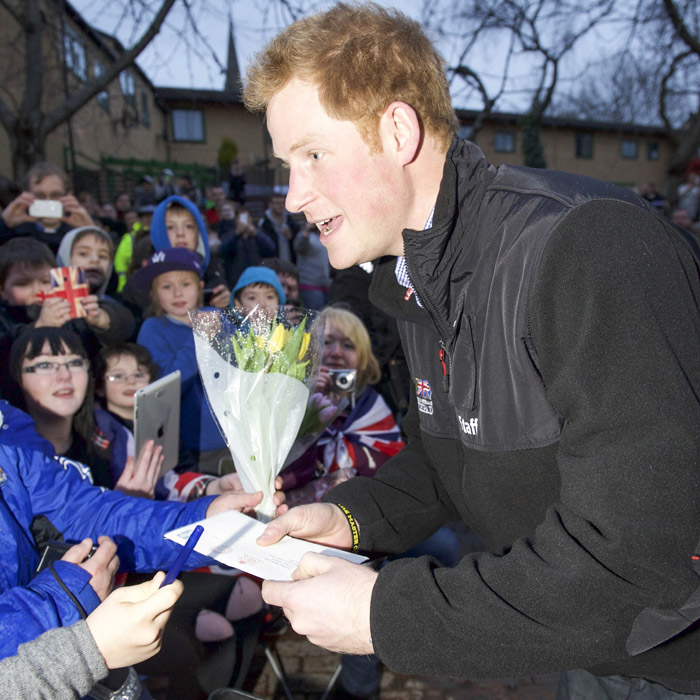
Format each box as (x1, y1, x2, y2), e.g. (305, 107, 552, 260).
(9, 326, 162, 500)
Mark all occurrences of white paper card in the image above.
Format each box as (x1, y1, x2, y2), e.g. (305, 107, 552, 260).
(165, 510, 368, 582)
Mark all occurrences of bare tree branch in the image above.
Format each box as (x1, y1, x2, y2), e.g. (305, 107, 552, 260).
(41, 0, 177, 136)
(662, 0, 700, 56)
(0, 0, 24, 27)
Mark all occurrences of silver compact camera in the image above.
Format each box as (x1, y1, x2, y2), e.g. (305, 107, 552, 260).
(328, 369, 357, 393)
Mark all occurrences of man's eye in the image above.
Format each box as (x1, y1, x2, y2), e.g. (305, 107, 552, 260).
(311, 152, 324, 161)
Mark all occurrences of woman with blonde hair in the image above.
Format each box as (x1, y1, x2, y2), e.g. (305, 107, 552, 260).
(280, 305, 403, 505)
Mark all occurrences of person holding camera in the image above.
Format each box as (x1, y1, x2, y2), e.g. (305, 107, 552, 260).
(0, 163, 93, 253)
(280, 306, 404, 508)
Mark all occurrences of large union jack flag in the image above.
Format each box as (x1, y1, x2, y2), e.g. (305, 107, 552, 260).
(318, 388, 404, 473)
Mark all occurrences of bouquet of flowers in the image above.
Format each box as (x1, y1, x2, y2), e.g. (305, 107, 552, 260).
(190, 306, 324, 521)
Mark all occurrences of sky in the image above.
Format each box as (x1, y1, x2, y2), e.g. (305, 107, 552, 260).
(69, 0, 622, 115)
(72, 1, 412, 90)
(70, 0, 534, 111)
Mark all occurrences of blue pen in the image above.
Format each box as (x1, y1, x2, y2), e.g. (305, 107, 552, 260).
(161, 525, 204, 588)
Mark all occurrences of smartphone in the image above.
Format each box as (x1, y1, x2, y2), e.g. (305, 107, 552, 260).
(35, 540, 97, 574)
(239, 212, 250, 226)
(29, 200, 63, 219)
(203, 288, 215, 304)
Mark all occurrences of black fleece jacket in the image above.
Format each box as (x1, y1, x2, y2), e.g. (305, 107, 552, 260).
(327, 139, 700, 692)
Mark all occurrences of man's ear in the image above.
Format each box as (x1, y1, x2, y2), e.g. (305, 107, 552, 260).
(381, 101, 421, 166)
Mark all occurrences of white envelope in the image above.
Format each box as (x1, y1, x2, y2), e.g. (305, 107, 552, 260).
(165, 509, 368, 582)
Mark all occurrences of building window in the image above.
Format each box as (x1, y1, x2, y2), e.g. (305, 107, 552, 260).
(172, 109, 205, 142)
(494, 131, 516, 153)
(575, 133, 594, 159)
(647, 142, 659, 161)
(140, 92, 150, 127)
(93, 61, 109, 112)
(621, 140, 638, 159)
(120, 71, 136, 106)
(63, 25, 87, 80)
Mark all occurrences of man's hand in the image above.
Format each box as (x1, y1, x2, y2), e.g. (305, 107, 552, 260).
(114, 440, 162, 498)
(60, 194, 93, 228)
(86, 572, 184, 669)
(1, 191, 36, 228)
(256, 503, 353, 549)
(209, 283, 230, 309)
(62, 536, 119, 602)
(206, 475, 287, 518)
(262, 553, 377, 654)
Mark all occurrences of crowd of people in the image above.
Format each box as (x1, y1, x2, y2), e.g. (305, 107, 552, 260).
(3, 3, 700, 700)
(0, 153, 416, 699)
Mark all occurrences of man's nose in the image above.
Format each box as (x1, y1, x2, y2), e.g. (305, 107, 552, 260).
(285, 169, 314, 214)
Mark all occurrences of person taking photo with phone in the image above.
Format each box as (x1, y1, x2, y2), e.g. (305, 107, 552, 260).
(0, 162, 93, 253)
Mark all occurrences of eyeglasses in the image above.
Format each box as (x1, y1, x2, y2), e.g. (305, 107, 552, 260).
(106, 372, 149, 384)
(22, 359, 89, 375)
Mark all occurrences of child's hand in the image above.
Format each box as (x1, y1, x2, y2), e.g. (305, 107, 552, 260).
(86, 572, 183, 669)
(82, 295, 110, 329)
(205, 471, 242, 496)
(115, 440, 163, 499)
(205, 476, 288, 519)
(35, 296, 72, 328)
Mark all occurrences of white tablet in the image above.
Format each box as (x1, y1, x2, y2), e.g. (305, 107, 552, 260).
(134, 370, 181, 478)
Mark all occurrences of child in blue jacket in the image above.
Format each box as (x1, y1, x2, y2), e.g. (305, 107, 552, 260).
(133, 248, 228, 474)
(0, 399, 273, 662)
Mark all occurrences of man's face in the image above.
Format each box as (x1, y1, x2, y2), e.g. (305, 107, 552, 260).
(124, 211, 138, 230)
(267, 78, 407, 269)
(672, 209, 693, 230)
(115, 193, 131, 212)
(70, 234, 112, 291)
(30, 174, 65, 229)
(278, 273, 299, 302)
(166, 208, 199, 251)
(270, 196, 286, 217)
(212, 187, 226, 207)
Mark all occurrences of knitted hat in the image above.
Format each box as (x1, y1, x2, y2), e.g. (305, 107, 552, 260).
(130, 248, 204, 291)
(231, 266, 286, 305)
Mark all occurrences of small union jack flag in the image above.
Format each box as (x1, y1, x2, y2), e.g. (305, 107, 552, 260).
(416, 378, 432, 399)
(37, 266, 89, 318)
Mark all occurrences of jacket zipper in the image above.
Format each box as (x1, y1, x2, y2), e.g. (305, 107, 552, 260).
(403, 238, 452, 394)
(439, 342, 451, 392)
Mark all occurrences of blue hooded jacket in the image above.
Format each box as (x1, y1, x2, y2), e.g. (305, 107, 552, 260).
(150, 195, 211, 269)
(0, 400, 213, 660)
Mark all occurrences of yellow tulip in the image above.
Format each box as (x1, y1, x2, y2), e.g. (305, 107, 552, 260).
(297, 332, 311, 361)
(268, 324, 287, 353)
(255, 335, 265, 349)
